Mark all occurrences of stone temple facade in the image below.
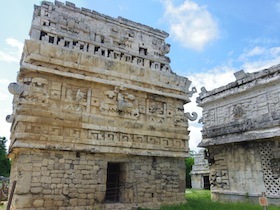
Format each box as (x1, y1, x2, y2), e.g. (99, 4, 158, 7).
(6, 1, 196, 209)
(190, 150, 210, 190)
(197, 65, 280, 205)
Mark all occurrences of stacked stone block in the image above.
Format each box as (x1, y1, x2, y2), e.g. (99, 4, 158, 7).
(10, 149, 185, 209)
(7, 1, 194, 209)
(198, 66, 280, 205)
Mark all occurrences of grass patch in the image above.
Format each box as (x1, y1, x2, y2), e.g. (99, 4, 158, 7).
(139, 190, 279, 210)
(0, 203, 6, 210)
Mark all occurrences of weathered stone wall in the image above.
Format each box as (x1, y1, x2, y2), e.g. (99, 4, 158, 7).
(198, 66, 280, 146)
(10, 149, 185, 209)
(9, 69, 189, 157)
(208, 140, 279, 205)
(197, 66, 280, 205)
(8, 0, 192, 158)
(7, 2, 194, 209)
(190, 150, 209, 189)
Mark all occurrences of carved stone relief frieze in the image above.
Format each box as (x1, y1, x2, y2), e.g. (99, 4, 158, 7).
(14, 77, 50, 107)
(210, 169, 230, 190)
(203, 88, 280, 128)
(63, 85, 90, 112)
(87, 129, 185, 149)
(174, 104, 188, 127)
(100, 86, 140, 119)
(268, 89, 280, 114)
(147, 100, 165, 117)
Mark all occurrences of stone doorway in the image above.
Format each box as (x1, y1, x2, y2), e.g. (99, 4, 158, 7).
(105, 162, 122, 203)
(203, 176, 210, 190)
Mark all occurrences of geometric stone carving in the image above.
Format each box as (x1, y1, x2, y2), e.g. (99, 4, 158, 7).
(259, 142, 280, 197)
(198, 66, 280, 205)
(7, 1, 194, 209)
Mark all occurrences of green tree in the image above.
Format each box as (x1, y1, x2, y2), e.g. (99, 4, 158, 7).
(0, 137, 11, 177)
(185, 151, 195, 188)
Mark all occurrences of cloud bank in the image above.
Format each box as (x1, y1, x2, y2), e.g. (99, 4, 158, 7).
(185, 43, 280, 151)
(0, 38, 23, 63)
(162, 0, 219, 51)
(239, 46, 280, 72)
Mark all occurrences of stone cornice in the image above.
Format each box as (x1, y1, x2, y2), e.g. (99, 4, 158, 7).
(199, 127, 280, 147)
(197, 65, 280, 106)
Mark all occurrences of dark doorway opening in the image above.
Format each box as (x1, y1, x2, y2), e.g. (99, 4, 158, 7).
(105, 163, 121, 203)
(203, 176, 210, 190)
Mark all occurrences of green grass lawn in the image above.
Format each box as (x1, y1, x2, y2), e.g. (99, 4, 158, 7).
(0, 190, 278, 209)
(140, 190, 279, 210)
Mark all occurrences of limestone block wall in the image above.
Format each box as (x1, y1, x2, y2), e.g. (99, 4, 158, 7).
(208, 140, 279, 205)
(9, 149, 185, 210)
(9, 69, 189, 157)
(198, 65, 280, 146)
(7, 0, 192, 158)
(31, 0, 172, 73)
(7, 1, 193, 209)
(190, 150, 209, 189)
(197, 66, 280, 205)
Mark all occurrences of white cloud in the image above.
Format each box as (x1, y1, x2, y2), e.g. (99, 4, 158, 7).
(162, 0, 219, 51)
(270, 46, 280, 56)
(0, 38, 23, 63)
(0, 91, 9, 102)
(248, 38, 279, 45)
(187, 66, 236, 91)
(188, 125, 202, 152)
(185, 66, 237, 151)
(0, 79, 10, 85)
(0, 79, 11, 102)
(0, 79, 13, 145)
(247, 46, 265, 57)
(239, 45, 280, 72)
(185, 43, 280, 151)
(0, 51, 19, 63)
(6, 38, 23, 50)
(242, 57, 280, 73)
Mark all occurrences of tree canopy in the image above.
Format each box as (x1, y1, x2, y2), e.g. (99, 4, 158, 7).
(0, 137, 11, 177)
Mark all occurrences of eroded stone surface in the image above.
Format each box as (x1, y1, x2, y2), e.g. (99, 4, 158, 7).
(197, 65, 280, 205)
(8, 1, 193, 209)
(190, 150, 209, 190)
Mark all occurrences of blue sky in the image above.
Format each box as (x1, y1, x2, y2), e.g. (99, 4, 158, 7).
(1, 0, 280, 151)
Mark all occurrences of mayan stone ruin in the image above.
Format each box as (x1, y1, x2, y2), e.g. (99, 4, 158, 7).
(190, 149, 210, 190)
(6, 1, 197, 209)
(197, 65, 280, 205)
